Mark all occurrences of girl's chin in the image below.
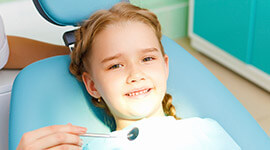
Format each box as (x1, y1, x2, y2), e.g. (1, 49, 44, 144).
(117, 111, 152, 120)
(123, 113, 164, 121)
(125, 109, 162, 120)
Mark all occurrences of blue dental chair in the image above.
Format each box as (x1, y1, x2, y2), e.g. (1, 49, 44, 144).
(9, 0, 270, 149)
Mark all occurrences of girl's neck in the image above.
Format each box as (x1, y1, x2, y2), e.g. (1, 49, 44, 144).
(114, 106, 165, 131)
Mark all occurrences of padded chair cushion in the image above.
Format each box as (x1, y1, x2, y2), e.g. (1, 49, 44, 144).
(33, 0, 128, 26)
(9, 36, 270, 150)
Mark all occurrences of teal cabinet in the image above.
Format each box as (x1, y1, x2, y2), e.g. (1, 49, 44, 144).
(193, 0, 253, 63)
(189, 0, 270, 91)
(251, 0, 270, 74)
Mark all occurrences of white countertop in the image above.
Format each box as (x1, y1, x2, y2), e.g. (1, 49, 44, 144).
(0, 69, 20, 150)
(0, 69, 20, 94)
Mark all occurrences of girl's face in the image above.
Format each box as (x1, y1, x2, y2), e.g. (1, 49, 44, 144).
(82, 21, 169, 122)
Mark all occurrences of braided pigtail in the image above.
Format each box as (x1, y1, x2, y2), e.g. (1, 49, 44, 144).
(69, 26, 88, 81)
(162, 93, 180, 120)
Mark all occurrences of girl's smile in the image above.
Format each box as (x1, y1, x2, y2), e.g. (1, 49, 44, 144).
(125, 87, 152, 98)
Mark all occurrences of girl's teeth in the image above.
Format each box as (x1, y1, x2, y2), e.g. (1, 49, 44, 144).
(128, 89, 149, 96)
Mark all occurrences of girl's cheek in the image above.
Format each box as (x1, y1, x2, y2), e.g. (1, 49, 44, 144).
(105, 71, 126, 82)
(145, 63, 163, 72)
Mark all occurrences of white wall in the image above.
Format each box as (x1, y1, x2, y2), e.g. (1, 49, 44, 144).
(0, 0, 75, 45)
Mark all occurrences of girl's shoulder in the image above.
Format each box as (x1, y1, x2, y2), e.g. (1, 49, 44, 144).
(175, 117, 220, 125)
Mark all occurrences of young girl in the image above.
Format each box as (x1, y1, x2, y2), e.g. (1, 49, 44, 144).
(17, 2, 240, 150)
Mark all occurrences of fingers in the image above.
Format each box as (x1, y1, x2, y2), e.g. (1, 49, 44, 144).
(23, 124, 87, 143)
(32, 132, 83, 149)
(17, 124, 87, 150)
(48, 144, 82, 150)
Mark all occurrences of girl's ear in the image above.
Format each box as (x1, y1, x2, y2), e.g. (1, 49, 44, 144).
(82, 72, 101, 98)
(164, 54, 169, 79)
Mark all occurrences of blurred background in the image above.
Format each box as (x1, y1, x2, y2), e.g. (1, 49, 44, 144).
(0, 0, 269, 149)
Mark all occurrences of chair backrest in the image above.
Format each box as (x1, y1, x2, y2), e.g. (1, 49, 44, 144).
(0, 15, 9, 70)
(9, 0, 270, 149)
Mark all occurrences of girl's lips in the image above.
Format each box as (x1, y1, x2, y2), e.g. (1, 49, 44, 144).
(125, 88, 152, 97)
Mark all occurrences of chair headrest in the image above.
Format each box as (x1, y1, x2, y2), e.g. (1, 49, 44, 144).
(33, 0, 130, 26)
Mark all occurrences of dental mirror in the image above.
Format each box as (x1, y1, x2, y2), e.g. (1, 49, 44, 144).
(127, 127, 139, 141)
(80, 127, 139, 141)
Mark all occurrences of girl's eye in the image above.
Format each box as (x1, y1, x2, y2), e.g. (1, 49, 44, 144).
(109, 64, 123, 70)
(143, 57, 154, 62)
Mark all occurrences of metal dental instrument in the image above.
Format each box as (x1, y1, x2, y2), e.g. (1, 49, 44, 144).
(80, 127, 139, 141)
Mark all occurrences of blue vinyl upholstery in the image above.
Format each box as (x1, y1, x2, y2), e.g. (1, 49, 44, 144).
(9, 0, 270, 149)
(33, 0, 126, 26)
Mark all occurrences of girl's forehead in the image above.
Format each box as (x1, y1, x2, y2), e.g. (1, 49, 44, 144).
(91, 22, 160, 57)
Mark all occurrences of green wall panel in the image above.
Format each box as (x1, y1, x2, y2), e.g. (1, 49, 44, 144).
(193, 0, 253, 62)
(0, 0, 24, 3)
(153, 3, 188, 39)
(131, 0, 187, 9)
(251, 1, 270, 74)
(131, 0, 189, 39)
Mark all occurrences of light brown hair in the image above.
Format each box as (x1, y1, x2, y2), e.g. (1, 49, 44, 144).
(69, 2, 180, 122)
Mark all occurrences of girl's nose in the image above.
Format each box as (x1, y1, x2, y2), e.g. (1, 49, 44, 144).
(126, 65, 146, 84)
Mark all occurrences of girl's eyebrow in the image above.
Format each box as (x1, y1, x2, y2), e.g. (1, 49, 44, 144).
(101, 53, 122, 64)
(101, 48, 159, 64)
(141, 47, 159, 53)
